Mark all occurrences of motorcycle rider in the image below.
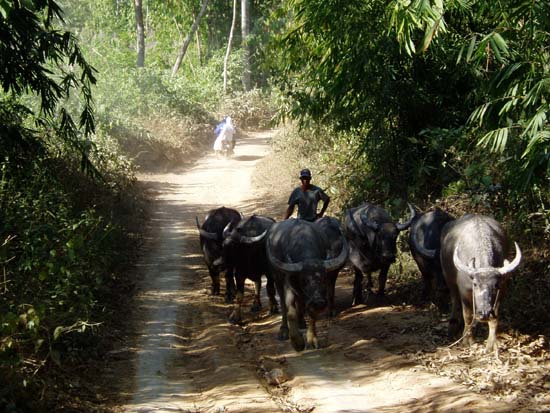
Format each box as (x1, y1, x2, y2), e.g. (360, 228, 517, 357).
(213, 116, 235, 156)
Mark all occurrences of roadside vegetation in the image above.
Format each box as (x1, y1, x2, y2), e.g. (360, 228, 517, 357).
(0, 0, 548, 411)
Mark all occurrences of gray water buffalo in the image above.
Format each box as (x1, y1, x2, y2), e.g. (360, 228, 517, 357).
(217, 214, 278, 324)
(266, 218, 348, 351)
(344, 202, 415, 305)
(409, 207, 455, 311)
(440, 214, 522, 352)
(196, 206, 241, 303)
(315, 216, 348, 317)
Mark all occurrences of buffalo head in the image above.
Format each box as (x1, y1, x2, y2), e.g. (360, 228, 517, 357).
(453, 242, 521, 320)
(358, 202, 415, 264)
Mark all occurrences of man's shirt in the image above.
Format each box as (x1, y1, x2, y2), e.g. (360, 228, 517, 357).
(287, 185, 329, 222)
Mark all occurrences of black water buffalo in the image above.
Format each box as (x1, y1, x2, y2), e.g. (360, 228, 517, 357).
(440, 214, 522, 352)
(217, 214, 278, 324)
(315, 216, 348, 317)
(344, 202, 415, 305)
(196, 206, 241, 303)
(266, 219, 348, 351)
(408, 207, 455, 310)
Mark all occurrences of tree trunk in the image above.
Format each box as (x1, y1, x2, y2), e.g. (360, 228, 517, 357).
(241, 0, 251, 91)
(134, 0, 145, 67)
(171, 0, 209, 79)
(223, 0, 238, 93)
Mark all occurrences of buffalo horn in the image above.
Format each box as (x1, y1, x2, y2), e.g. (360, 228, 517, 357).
(239, 229, 268, 244)
(452, 247, 477, 278)
(222, 221, 233, 239)
(266, 243, 303, 273)
(199, 229, 219, 240)
(396, 203, 416, 231)
(410, 229, 436, 259)
(323, 238, 349, 272)
(498, 242, 522, 276)
(196, 216, 220, 240)
(453, 242, 522, 278)
(348, 209, 366, 236)
(359, 211, 380, 232)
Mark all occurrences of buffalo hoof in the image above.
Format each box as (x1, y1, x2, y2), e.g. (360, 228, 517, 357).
(278, 327, 289, 341)
(290, 333, 305, 352)
(306, 337, 320, 350)
(228, 313, 242, 325)
(250, 303, 261, 313)
(224, 294, 234, 304)
(448, 318, 460, 338)
(352, 295, 365, 306)
(270, 306, 279, 315)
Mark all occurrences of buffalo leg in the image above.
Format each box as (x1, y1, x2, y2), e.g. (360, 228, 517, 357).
(434, 274, 450, 313)
(419, 267, 433, 301)
(296, 294, 306, 330)
(461, 297, 474, 346)
(266, 275, 279, 314)
(486, 318, 498, 354)
(275, 276, 289, 341)
(250, 280, 262, 313)
(377, 264, 389, 296)
(229, 275, 245, 324)
(447, 287, 462, 339)
(327, 270, 338, 317)
(224, 267, 236, 303)
(286, 287, 305, 351)
(306, 316, 319, 349)
(486, 300, 501, 353)
(366, 272, 374, 292)
(352, 267, 365, 305)
(209, 268, 221, 296)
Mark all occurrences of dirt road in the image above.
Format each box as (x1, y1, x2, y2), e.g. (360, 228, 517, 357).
(117, 130, 514, 412)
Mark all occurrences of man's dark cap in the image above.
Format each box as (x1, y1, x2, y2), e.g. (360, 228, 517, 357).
(299, 168, 312, 179)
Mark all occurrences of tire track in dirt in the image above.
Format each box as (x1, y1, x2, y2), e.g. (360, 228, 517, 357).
(122, 131, 282, 412)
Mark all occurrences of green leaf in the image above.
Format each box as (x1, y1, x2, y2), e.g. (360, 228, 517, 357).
(53, 326, 63, 341)
(466, 35, 477, 62)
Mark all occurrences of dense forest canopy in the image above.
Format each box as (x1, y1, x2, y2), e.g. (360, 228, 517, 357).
(0, 0, 548, 410)
(266, 0, 548, 214)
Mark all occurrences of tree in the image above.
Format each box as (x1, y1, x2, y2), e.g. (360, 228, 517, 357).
(171, 0, 209, 79)
(223, 0, 238, 93)
(387, 0, 550, 188)
(241, 0, 251, 90)
(0, 0, 96, 165)
(134, 0, 145, 67)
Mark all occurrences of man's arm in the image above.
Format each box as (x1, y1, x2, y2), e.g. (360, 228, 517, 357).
(317, 196, 330, 218)
(284, 204, 295, 220)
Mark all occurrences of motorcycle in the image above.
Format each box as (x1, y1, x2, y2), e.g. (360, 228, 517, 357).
(215, 138, 234, 158)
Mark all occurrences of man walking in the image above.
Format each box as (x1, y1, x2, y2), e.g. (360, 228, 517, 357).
(284, 168, 330, 222)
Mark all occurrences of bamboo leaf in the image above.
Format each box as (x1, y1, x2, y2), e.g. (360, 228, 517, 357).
(421, 18, 440, 52)
(466, 35, 477, 62)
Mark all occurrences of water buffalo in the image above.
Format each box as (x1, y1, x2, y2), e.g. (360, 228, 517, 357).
(440, 214, 522, 352)
(196, 206, 241, 303)
(266, 219, 348, 351)
(344, 202, 415, 305)
(315, 216, 348, 317)
(408, 207, 455, 311)
(217, 214, 278, 324)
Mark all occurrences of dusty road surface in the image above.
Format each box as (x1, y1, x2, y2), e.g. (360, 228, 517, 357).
(115, 130, 515, 413)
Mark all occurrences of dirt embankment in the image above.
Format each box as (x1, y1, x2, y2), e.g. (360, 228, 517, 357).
(102, 129, 548, 413)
